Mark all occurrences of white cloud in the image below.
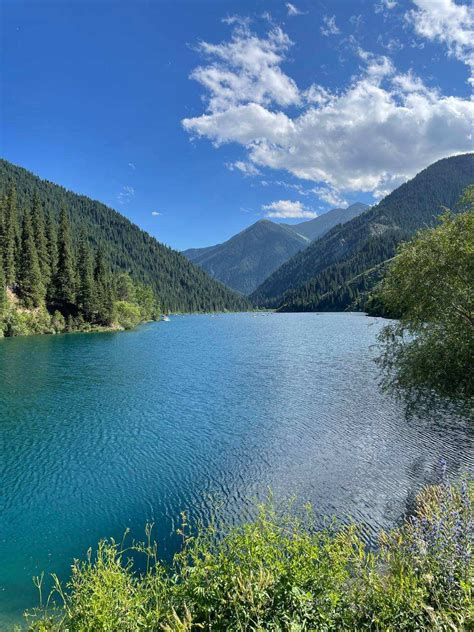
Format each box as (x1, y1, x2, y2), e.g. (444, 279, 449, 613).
(349, 14, 364, 30)
(321, 15, 340, 37)
(183, 23, 474, 197)
(128, 162, 136, 170)
(311, 186, 347, 208)
(263, 199, 317, 219)
(407, 0, 474, 82)
(227, 160, 261, 176)
(286, 3, 304, 17)
(151, 211, 162, 216)
(377, 35, 404, 52)
(375, 0, 398, 14)
(189, 24, 299, 113)
(117, 185, 135, 205)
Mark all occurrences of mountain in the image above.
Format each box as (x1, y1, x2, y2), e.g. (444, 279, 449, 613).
(183, 203, 368, 295)
(286, 203, 369, 241)
(0, 159, 249, 313)
(251, 154, 474, 311)
(183, 220, 310, 295)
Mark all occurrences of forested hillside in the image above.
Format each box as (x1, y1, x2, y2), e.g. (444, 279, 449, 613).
(251, 154, 473, 311)
(183, 203, 368, 295)
(0, 188, 160, 335)
(184, 220, 310, 294)
(0, 160, 249, 314)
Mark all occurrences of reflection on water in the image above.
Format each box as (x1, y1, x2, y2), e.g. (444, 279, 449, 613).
(0, 313, 472, 625)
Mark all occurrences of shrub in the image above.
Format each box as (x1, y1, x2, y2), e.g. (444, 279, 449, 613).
(2, 306, 54, 336)
(114, 301, 142, 330)
(26, 478, 472, 631)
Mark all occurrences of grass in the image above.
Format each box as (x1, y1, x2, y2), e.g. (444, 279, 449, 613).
(25, 478, 472, 631)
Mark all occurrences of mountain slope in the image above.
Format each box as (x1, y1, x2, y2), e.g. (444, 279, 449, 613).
(288, 203, 369, 241)
(183, 203, 368, 295)
(251, 154, 474, 311)
(0, 159, 249, 312)
(183, 220, 310, 294)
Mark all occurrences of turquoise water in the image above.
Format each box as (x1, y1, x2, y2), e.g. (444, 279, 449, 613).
(0, 313, 472, 626)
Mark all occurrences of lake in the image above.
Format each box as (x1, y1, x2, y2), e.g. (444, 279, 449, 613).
(0, 313, 472, 626)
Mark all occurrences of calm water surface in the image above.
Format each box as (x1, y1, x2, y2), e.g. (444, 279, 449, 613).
(0, 313, 472, 626)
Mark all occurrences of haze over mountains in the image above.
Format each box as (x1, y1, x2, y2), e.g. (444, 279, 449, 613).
(183, 203, 369, 294)
(251, 154, 474, 312)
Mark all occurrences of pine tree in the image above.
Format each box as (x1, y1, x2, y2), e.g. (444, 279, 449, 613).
(2, 187, 18, 286)
(31, 192, 51, 287)
(45, 211, 58, 302)
(77, 231, 96, 321)
(18, 208, 45, 307)
(0, 258, 7, 318)
(94, 245, 115, 325)
(55, 206, 76, 304)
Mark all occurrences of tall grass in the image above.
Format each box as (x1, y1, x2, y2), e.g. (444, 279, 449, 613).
(26, 478, 472, 631)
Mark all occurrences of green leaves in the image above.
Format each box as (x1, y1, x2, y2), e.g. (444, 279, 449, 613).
(375, 191, 474, 412)
(26, 481, 473, 631)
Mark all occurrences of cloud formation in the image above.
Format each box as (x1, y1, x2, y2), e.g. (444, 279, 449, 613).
(286, 3, 304, 17)
(182, 19, 473, 199)
(151, 211, 162, 216)
(227, 160, 261, 176)
(407, 0, 474, 83)
(117, 185, 135, 205)
(320, 15, 340, 36)
(263, 199, 317, 219)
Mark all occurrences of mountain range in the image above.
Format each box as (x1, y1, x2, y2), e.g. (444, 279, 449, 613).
(183, 203, 369, 294)
(0, 160, 249, 313)
(250, 153, 473, 311)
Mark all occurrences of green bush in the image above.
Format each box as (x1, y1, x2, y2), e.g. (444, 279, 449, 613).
(26, 479, 473, 631)
(114, 301, 142, 330)
(374, 193, 474, 412)
(51, 311, 66, 334)
(1, 306, 54, 337)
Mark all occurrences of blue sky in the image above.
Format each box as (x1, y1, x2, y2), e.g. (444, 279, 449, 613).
(2, 0, 472, 250)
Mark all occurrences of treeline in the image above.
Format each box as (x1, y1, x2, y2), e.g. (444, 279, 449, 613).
(0, 159, 249, 313)
(277, 236, 398, 312)
(0, 187, 159, 336)
(251, 154, 474, 312)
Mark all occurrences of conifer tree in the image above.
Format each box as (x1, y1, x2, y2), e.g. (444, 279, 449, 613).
(0, 258, 7, 318)
(77, 231, 96, 320)
(2, 187, 18, 286)
(45, 211, 58, 302)
(94, 246, 115, 324)
(55, 206, 76, 304)
(18, 208, 45, 307)
(31, 192, 50, 287)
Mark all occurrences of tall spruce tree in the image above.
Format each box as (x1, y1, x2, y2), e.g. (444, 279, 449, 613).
(18, 208, 45, 307)
(31, 192, 50, 287)
(0, 258, 7, 318)
(94, 245, 115, 324)
(55, 206, 76, 304)
(45, 211, 58, 302)
(77, 231, 96, 320)
(2, 186, 18, 286)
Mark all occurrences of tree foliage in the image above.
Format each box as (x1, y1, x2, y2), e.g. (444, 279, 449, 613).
(375, 187, 474, 412)
(26, 479, 473, 631)
(0, 184, 163, 336)
(0, 159, 249, 313)
(251, 154, 474, 312)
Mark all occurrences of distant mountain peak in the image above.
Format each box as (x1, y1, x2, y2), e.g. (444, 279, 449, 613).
(251, 153, 473, 312)
(183, 202, 368, 295)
